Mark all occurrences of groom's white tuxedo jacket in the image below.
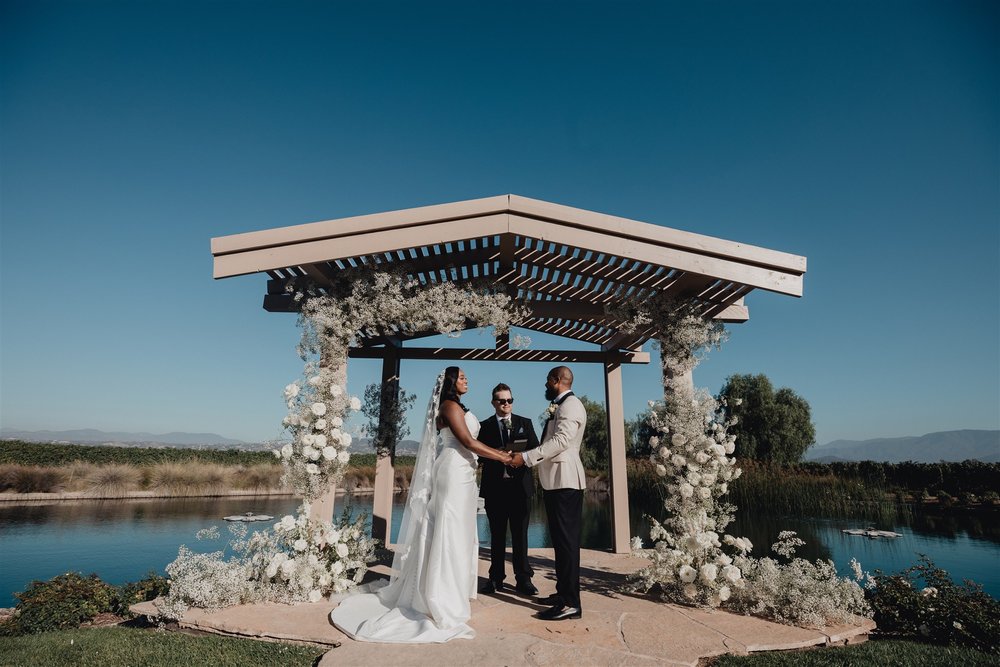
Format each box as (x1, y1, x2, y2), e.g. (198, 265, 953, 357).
(523, 394, 587, 491)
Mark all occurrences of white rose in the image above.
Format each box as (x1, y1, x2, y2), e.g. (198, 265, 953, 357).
(719, 585, 731, 601)
(683, 583, 698, 599)
(337, 450, 351, 464)
(308, 375, 323, 387)
(327, 529, 340, 543)
(671, 454, 686, 468)
(716, 554, 733, 566)
(318, 573, 331, 587)
(314, 419, 327, 431)
(311, 402, 327, 417)
(700, 564, 718, 583)
(330, 384, 343, 397)
(349, 396, 361, 411)
(649, 436, 660, 447)
(341, 433, 352, 446)
(302, 434, 315, 446)
(308, 589, 322, 603)
(631, 536, 644, 551)
(698, 487, 711, 499)
(298, 573, 312, 590)
(284, 383, 300, 399)
(265, 563, 278, 578)
(719, 483, 728, 495)
(331, 560, 345, 575)
(302, 446, 317, 461)
(336, 543, 349, 558)
(328, 429, 342, 444)
(658, 446, 670, 459)
(679, 565, 697, 583)
(724, 441, 736, 455)
(695, 452, 709, 464)
(655, 464, 667, 477)
(330, 416, 343, 427)
(679, 483, 694, 498)
(337, 578, 352, 591)
(671, 433, 687, 446)
(280, 515, 296, 531)
(711, 444, 726, 458)
(280, 444, 293, 460)
(286, 414, 300, 427)
(305, 463, 319, 475)
(280, 559, 297, 579)
(723, 565, 742, 582)
(273, 449, 282, 459)
(293, 538, 308, 552)
(322, 446, 337, 461)
(687, 472, 701, 486)
(732, 468, 742, 480)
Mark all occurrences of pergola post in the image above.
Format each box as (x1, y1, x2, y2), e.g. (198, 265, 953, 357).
(604, 358, 631, 554)
(309, 347, 344, 525)
(372, 347, 400, 544)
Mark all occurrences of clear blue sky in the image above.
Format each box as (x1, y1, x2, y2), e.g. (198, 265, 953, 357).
(2, 0, 997, 448)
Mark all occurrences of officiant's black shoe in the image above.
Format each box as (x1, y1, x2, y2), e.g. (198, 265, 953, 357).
(534, 604, 582, 621)
(480, 580, 505, 594)
(537, 594, 561, 606)
(514, 580, 538, 596)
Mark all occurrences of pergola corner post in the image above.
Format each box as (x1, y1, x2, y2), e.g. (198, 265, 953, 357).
(372, 345, 401, 545)
(604, 357, 631, 554)
(309, 345, 347, 524)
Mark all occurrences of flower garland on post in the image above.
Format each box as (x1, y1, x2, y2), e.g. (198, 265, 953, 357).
(157, 270, 521, 619)
(617, 295, 747, 606)
(619, 294, 872, 625)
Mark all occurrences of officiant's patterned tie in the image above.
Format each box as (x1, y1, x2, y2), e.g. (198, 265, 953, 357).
(502, 418, 513, 478)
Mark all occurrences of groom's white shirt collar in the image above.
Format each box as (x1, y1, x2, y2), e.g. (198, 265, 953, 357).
(553, 390, 572, 404)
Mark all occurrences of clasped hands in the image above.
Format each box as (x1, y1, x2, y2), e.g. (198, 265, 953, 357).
(499, 451, 525, 468)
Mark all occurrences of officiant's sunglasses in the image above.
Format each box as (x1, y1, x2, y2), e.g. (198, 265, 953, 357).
(492, 398, 514, 405)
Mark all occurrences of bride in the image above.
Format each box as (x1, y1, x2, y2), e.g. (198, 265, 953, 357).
(330, 366, 513, 643)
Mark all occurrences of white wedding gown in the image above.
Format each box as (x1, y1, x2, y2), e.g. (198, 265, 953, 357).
(330, 411, 481, 643)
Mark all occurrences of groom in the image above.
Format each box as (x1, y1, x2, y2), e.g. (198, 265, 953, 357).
(510, 366, 586, 621)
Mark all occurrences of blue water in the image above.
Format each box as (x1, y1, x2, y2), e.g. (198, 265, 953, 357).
(1, 495, 997, 605)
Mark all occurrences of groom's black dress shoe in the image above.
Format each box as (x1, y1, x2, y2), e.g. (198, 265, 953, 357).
(514, 580, 538, 596)
(536, 594, 561, 606)
(534, 604, 582, 621)
(480, 580, 505, 594)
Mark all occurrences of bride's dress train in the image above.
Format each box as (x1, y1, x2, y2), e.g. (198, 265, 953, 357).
(330, 411, 481, 643)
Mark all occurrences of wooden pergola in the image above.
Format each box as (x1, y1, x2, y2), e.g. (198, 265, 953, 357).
(211, 195, 806, 553)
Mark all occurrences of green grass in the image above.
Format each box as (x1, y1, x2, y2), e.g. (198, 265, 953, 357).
(711, 639, 1000, 666)
(0, 626, 325, 667)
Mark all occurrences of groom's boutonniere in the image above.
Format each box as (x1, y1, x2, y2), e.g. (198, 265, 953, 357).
(544, 403, 558, 420)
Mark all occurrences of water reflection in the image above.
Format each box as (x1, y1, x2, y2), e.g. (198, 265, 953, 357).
(1, 494, 997, 606)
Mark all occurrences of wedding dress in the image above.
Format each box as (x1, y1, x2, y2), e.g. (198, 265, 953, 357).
(330, 376, 481, 643)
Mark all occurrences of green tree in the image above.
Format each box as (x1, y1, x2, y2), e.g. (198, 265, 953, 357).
(626, 408, 658, 458)
(576, 395, 609, 471)
(361, 379, 416, 459)
(717, 374, 815, 463)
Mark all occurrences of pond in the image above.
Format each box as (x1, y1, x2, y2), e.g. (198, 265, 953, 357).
(1, 493, 997, 605)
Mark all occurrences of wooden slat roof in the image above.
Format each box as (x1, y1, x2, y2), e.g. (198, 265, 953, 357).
(211, 195, 806, 351)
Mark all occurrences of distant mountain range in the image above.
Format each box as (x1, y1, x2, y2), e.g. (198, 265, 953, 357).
(805, 430, 1000, 463)
(0, 427, 421, 454)
(0, 428, 248, 447)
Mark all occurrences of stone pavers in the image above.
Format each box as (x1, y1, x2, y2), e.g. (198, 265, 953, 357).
(132, 547, 875, 666)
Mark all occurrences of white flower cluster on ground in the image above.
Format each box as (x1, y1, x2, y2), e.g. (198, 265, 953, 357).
(157, 504, 376, 620)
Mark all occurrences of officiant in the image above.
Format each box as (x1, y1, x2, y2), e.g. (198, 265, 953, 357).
(478, 382, 540, 596)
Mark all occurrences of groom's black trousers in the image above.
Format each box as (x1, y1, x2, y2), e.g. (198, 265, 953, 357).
(543, 488, 583, 609)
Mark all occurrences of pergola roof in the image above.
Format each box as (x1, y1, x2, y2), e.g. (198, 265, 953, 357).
(211, 195, 806, 354)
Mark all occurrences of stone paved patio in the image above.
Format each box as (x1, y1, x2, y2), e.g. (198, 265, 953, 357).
(132, 547, 874, 666)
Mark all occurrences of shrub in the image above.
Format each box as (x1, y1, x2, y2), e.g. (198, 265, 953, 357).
(86, 464, 141, 496)
(867, 556, 1000, 653)
(0, 573, 116, 636)
(111, 571, 171, 616)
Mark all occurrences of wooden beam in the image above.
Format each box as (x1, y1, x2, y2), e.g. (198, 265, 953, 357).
(347, 346, 649, 364)
(215, 214, 509, 278)
(508, 214, 803, 297)
(605, 360, 631, 554)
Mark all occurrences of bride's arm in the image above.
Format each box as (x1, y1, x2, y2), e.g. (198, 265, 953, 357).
(440, 401, 512, 464)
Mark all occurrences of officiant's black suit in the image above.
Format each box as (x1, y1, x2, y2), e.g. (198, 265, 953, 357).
(479, 413, 539, 586)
